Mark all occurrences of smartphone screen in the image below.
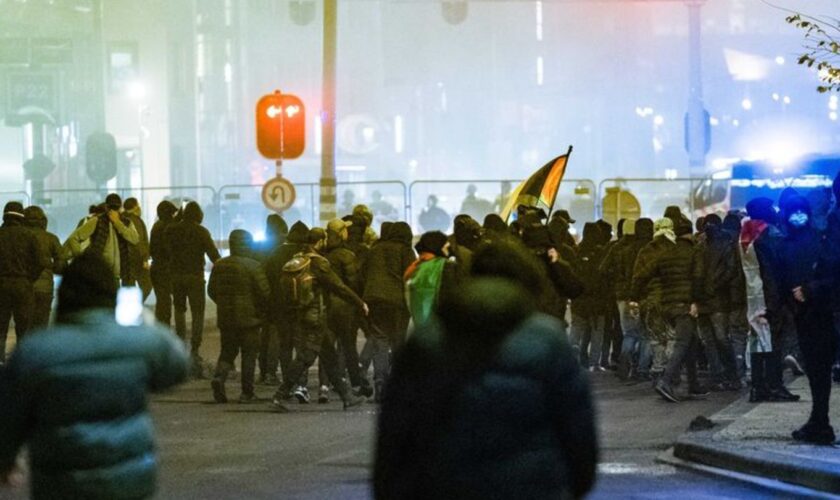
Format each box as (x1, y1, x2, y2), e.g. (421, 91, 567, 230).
(116, 286, 143, 326)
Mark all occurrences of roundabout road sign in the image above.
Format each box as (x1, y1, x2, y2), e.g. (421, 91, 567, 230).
(261, 176, 296, 213)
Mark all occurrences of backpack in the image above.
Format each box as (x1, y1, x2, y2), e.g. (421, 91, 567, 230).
(280, 253, 319, 308)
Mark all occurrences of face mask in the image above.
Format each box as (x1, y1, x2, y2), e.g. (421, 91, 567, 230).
(788, 212, 809, 227)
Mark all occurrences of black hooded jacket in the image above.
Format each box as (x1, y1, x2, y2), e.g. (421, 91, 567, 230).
(364, 222, 416, 306)
(207, 230, 270, 330)
(777, 196, 838, 318)
(570, 223, 607, 317)
(0, 213, 43, 282)
(375, 278, 597, 500)
(692, 222, 741, 313)
(164, 202, 220, 276)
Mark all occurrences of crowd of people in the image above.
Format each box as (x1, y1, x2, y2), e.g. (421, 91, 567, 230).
(0, 175, 838, 497)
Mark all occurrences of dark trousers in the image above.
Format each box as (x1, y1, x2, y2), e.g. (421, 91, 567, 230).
(151, 266, 173, 327)
(275, 313, 296, 386)
(662, 308, 699, 387)
(329, 306, 366, 388)
(214, 326, 260, 396)
(369, 302, 409, 386)
(795, 310, 837, 428)
(30, 292, 53, 331)
(729, 307, 750, 380)
(0, 278, 34, 362)
(258, 324, 279, 380)
(172, 274, 206, 354)
(697, 312, 738, 383)
(280, 310, 348, 401)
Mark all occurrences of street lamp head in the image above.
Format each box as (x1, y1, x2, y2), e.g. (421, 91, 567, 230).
(127, 81, 147, 101)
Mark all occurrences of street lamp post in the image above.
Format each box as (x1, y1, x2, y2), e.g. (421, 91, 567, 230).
(320, 0, 338, 225)
(685, 0, 708, 177)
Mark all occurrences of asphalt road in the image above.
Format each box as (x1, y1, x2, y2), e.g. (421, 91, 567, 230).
(0, 326, 785, 500)
(146, 366, 780, 499)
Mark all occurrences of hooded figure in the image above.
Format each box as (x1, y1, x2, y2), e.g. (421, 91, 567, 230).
(24, 205, 66, 330)
(405, 231, 456, 329)
(0, 201, 44, 356)
(149, 200, 179, 326)
(64, 193, 140, 284)
(570, 223, 608, 370)
(740, 196, 800, 403)
(0, 253, 188, 500)
(776, 195, 839, 444)
(827, 174, 840, 382)
(362, 218, 417, 401)
(376, 239, 597, 500)
(163, 200, 221, 375)
(257, 214, 288, 260)
(208, 229, 271, 403)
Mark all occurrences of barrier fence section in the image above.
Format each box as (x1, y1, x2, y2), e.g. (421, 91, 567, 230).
(17, 177, 751, 244)
(408, 179, 597, 234)
(218, 181, 407, 242)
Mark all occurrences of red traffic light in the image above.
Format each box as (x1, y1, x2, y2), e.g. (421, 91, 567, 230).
(256, 91, 305, 160)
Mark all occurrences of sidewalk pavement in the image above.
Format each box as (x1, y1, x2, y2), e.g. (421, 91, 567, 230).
(665, 376, 840, 495)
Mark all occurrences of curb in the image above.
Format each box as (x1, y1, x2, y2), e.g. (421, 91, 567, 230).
(665, 384, 840, 495)
(657, 448, 837, 499)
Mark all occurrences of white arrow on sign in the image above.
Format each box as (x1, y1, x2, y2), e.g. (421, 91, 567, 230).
(261, 177, 296, 213)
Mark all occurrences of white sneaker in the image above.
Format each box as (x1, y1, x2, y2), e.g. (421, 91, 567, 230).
(293, 386, 310, 404)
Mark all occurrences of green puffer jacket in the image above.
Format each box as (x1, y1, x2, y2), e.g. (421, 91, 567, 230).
(0, 310, 189, 500)
(634, 237, 697, 308)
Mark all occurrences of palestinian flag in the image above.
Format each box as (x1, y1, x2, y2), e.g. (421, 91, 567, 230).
(500, 147, 572, 222)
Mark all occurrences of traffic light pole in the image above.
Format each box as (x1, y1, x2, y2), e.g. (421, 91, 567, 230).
(686, 0, 707, 177)
(319, 0, 338, 225)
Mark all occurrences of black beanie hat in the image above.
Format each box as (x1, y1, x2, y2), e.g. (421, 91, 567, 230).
(415, 231, 448, 256)
(746, 197, 776, 223)
(674, 217, 693, 237)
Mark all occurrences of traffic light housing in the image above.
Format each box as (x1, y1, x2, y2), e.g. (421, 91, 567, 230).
(256, 91, 305, 160)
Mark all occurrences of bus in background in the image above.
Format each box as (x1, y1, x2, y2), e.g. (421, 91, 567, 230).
(693, 155, 840, 219)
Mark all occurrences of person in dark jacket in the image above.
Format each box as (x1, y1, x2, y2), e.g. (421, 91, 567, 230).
(571, 223, 608, 370)
(324, 218, 372, 397)
(0, 202, 45, 362)
(64, 193, 140, 285)
(826, 173, 840, 383)
(776, 195, 838, 444)
(123, 198, 152, 301)
(270, 229, 367, 410)
(149, 200, 178, 326)
(263, 221, 309, 389)
(723, 213, 750, 382)
(693, 214, 741, 390)
(165, 201, 221, 377)
(375, 240, 598, 500)
(635, 217, 707, 402)
(208, 230, 270, 404)
(744, 197, 801, 402)
(363, 221, 416, 401)
(630, 218, 675, 379)
(603, 219, 648, 379)
(521, 224, 584, 326)
(23, 205, 66, 330)
(0, 253, 188, 499)
(253, 214, 287, 387)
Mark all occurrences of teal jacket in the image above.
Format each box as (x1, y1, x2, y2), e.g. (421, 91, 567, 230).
(0, 310, 188, 500)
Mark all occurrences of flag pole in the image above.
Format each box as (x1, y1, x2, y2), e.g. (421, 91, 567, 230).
(547, 145, 573, 218)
